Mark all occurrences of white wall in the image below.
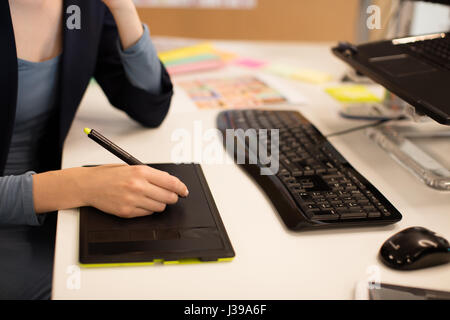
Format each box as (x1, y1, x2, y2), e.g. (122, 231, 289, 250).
(410, 2, 450, 35)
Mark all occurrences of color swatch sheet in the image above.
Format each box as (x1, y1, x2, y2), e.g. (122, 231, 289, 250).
(178, 76, 289, 109)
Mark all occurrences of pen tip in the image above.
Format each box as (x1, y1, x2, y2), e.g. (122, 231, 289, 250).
(84, 128, 92, 135)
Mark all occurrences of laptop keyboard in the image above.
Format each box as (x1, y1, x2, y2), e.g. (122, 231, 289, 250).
(400, 34, 450, 70)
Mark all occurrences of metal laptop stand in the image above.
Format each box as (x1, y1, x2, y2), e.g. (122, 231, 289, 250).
(366, 96, 450, 191)
(354, 1, 450, 191)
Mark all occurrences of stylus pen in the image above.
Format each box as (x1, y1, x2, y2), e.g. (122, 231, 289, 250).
(83, 128, 144, 165)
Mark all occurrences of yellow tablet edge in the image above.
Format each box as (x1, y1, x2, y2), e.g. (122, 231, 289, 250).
(79, 257, 234, 268)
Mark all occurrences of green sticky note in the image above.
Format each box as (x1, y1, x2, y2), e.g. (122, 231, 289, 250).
(325, 85, 381, 102)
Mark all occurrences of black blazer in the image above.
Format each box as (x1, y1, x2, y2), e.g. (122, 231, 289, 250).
(0, 0, 173, 175)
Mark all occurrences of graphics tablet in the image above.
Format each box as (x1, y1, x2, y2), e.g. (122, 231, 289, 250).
(79, 163, 235, 267)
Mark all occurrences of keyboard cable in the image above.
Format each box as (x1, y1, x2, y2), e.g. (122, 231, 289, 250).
(325, 116, 406, 138)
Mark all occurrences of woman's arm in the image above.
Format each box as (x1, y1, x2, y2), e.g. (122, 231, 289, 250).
(103, 0, 163, 94)
(0, 173, 41, 226)
(0, 165, 188, 225)
(118, 24, 162, 94)
(94, 1, 173, 128)
(33, 165, 188, 218)
(102, 0, 144, 50)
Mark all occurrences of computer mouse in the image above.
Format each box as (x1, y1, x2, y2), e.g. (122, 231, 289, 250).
(379, 227, 450, 270)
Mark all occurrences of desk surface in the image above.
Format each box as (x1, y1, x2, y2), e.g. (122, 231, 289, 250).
(52, 40, 450, 299)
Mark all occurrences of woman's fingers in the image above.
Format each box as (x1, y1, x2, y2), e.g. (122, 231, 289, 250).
(137, 196, 167, 213)
(144, 182, 179, 205)
(128, 207, 154, 218)
(118, 197, 166, 218)
(136, 166, 189, 197)
(87, 164, 187, 219)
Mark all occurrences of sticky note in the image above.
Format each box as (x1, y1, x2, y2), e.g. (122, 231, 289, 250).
(163, 53, 219, 67)
(158, 43, 216, 63)
(233, 58, 267, 69)
(290, 69, 332, 84)
(166, 59, 224, 75)
(215, 51, 237, 62)
(265, 63, 293, 77)
(265, 63, 332, 84)
(325, 85, 381, 102)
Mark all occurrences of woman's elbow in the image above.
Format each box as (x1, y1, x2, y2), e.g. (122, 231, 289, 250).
(134, 99, 171, 128)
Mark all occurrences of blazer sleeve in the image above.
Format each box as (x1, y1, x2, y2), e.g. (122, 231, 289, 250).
(94, 8, 173, 128)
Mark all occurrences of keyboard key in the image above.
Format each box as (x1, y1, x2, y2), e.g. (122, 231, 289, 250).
(368, 211, 381, 218)
(340, 211, 367, 219)
(380, 208, 391, 216)
(309, 210, 339, 221)
(316, 201, 329, 207)
(292, 170, 303, 177)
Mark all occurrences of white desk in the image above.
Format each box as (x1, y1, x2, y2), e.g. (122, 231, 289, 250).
(52, 41, 450, 299)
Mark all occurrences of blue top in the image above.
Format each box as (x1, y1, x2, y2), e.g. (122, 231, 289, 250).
(0, 24, 161, 226)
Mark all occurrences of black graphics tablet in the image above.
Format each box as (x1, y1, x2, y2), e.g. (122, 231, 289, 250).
(79, 163, 235, 267)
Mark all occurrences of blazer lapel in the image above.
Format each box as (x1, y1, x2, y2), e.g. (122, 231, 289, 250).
(0, 1, 18, 175)
(59, 0, 82, 145)
(59, 0, 101, 145)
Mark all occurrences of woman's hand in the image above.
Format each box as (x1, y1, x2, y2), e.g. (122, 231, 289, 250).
(82, 164, 188, 218)
(102, 0, 135, 12)
(33, 165, 189, 218)
(101, 0, 144, 50)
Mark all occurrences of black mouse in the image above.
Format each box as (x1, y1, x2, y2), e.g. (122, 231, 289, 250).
(379, 227, 450, 270)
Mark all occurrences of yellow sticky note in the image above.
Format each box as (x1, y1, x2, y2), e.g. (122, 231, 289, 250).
(158, 43, 215, 63)
(265, 64, 332, 84)
(291, 69, 332, 84)
(325, 85, 381, 102)
(265, 63, 294, 77)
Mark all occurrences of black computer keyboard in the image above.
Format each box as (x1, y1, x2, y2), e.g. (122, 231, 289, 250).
(217, 109, 402, 230)
(399, 33, 450, 71)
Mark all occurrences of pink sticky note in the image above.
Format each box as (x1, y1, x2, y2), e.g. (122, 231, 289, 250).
(167, 59, 224, 75)
(233, 58, 267, 69)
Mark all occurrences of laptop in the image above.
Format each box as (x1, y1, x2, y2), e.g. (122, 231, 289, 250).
(332, 31, 450, 125)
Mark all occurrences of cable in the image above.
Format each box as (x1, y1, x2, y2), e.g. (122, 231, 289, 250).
(325, 116, 406, 138)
